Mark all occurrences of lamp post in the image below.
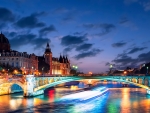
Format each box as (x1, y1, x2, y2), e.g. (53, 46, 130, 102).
(32, 66, 34, 75)
(42, 67, 44, 85)
(72, 65, 78, 74)
(147, 67, 149, 74)
(110, 64, 113, 74)
(42, 67, 44, 76)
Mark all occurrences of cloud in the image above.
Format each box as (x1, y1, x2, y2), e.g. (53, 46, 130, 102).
(8, 31, 17, 37)
(73, 32, 83, 35)
(83, 23, 115, 36)
(143, 2, 150, 11)
(0, 7, 15, 22)
(10, 34, 36, 48)
(15, 12, 45, 28)
(119, 17, 137, 30)
(31, 37, 50, 49)
(105, 62, 110, 66)
(9, 33, 50, 49)
(119, 17, 129, 24)
(74, 49, 103, 60)
(128, 47, 147, 54)
(112, 42, 127, 48)
(39, 25, 56, 35)
(63, 46, 74, 52)
(61, 35, 87, 46)
(138, 51, 150, 62)
(75, 43, 93, 51)
(112, 53, 138, 68)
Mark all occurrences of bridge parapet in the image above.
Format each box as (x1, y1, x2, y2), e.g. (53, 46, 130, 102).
(0, 75, 150, 97)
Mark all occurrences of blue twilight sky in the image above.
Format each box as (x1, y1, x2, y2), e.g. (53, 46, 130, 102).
(0, 0, 150, 73)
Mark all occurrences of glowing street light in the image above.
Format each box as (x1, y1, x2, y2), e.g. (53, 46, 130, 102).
(72, 65, 78, 69)
(89, 72, 92, 74)
(124, 71, 127, 74)
(110, 64, 113, 68)
(147, 67, 149, 74)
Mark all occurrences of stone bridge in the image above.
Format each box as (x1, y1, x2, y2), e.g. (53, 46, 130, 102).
(0, 75, 150, 97)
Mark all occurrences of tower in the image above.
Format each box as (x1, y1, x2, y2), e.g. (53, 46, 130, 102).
(44, 43, 52, 75)
(0, 32, 11, 51)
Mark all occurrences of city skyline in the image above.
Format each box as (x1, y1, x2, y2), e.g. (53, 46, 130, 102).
(0, 0, 150, 73)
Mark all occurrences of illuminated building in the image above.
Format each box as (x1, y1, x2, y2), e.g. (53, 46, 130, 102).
(0, 32, 38, 74)
(38, 43, 70, 75)
(0, 32, 70, 75)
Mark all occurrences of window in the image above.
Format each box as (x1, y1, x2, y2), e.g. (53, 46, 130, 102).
(12, 62, 14, 67)
(16, 62, 19, 67)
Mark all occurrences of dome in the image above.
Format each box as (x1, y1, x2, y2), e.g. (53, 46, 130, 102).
(0, 32, 10, 51)
(0, 32, 10, 44)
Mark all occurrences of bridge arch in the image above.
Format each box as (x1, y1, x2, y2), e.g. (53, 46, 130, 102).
(34, 77, 150, 94)
(0, 82, 24, 95)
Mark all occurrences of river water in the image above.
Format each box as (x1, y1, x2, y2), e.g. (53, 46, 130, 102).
(0, 83, 150, 113)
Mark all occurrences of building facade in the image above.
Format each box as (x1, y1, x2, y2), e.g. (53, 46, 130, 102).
(0, 33, 38, 74)
(38, 43, 70, 75)
(0, 32, 70, 75)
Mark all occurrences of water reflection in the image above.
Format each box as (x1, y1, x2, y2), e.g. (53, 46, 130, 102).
(120, 88, 131, 113)
(0, 85, 150, 113)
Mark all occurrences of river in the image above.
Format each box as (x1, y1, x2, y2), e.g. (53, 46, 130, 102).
(0, 82, 150, 113)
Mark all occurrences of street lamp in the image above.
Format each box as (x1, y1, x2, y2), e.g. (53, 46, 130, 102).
(147, 67, 149, 74)
(42, 67, 44, 85)
(42, 67, 44, 76)
(32, 67, 34, 75)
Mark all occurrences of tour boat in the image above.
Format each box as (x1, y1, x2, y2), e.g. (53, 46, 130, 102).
(59, 86, 108, 103)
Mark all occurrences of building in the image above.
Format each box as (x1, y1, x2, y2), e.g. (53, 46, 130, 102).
(0, 32, 70, 75)
(38, 43, 70, 75)
(0, 32, 38, 74)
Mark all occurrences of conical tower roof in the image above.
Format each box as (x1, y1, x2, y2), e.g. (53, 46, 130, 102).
(45, 42, 51, 53)
(59, 54, 63, 63)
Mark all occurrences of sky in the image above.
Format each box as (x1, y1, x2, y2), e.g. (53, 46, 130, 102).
(0, 0, 150, 73)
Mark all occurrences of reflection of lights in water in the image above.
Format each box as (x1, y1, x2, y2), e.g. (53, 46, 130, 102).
(48, 90, 55, 102)
(10, 99, 22, 110)
(71, 94, 108, 113)
(34, 98, 43, 106)
(120, 88, 130, 113)
(73, 103, 95, 112)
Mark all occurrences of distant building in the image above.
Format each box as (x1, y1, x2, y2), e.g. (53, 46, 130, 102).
(0, 32, 38, 74)
(0, 32, 70, 75)
(38, 43, 70, 75)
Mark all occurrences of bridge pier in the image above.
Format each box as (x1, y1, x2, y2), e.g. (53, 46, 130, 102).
(23, 75, 36, 97)
(147, 90, 150, 95)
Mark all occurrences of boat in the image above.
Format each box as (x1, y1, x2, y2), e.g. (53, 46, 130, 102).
(59, 86, 108, 103)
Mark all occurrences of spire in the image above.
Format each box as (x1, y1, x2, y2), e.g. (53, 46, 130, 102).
(46, 42, 49, 48)
(63, 55, 66, 63)
(59, 54, 63, 63)
(45, 42, 51, 53)
(65, 55, 69, 63)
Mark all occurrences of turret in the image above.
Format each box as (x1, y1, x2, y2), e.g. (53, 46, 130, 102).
(44, 42, 52, 75)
